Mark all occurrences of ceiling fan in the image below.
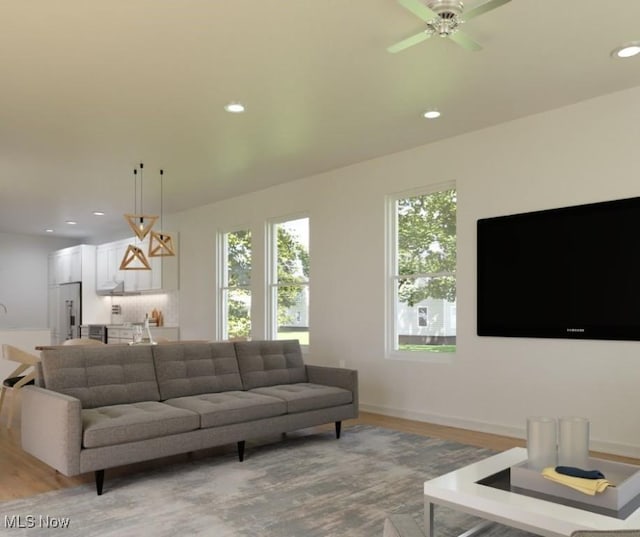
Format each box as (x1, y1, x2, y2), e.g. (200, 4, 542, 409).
(388, 0, 511, 53)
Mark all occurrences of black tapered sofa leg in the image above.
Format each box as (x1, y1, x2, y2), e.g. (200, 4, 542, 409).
(95, 470, 105, 496)
(237, 441, 246, 462)
(335, 421, 342, 439)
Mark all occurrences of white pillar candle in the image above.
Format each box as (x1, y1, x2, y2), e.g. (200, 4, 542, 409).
(526, 416, 557, 470)
(558, 416, 590, 469)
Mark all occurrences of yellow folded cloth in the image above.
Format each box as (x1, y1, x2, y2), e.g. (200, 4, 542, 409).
(542, 467, 611, 496)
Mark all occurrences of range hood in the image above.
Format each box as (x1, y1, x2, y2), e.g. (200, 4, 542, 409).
(96, 280, 125, 295)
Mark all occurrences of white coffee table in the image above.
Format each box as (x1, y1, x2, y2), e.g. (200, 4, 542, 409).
(424, 447, 640, 537)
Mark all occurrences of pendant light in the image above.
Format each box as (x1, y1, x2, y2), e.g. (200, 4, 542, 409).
(148, 169, 176, 257)
(124, 163, 157, 241)
(120, 163, 174, 271)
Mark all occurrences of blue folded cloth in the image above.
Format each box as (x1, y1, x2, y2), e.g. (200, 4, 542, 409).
(555, 466, 605, 480)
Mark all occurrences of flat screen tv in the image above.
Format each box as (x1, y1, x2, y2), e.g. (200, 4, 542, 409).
(477, 196, 640, 341)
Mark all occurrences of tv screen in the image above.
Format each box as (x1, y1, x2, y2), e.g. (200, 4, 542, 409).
(477, 196, 640, 341)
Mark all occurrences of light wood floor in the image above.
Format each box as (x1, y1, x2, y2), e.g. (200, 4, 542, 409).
(1, 392, 637, 501)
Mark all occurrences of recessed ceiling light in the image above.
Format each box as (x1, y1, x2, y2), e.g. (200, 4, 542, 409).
(423, 109, 441, 119)
(93, 211, 105, 216)
(45, 229, 54, 233)
(224, 102, 246, 113)
(611, 42, 640, 59)
(65, 220, 77, 225)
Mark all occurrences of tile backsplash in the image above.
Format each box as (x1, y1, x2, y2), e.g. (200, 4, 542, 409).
(110, 291, 179, 326)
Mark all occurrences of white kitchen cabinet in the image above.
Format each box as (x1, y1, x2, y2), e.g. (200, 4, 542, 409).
(47, 285, 59, 336)
(48, 244, 110, 330)
(149, 327, 179, 342)
(96, 234, 178, 293)
(107, 327, 134, 344)
(48, 245, 83, 285)
(96, 240, 126, 286)
(107, 326, 179, 344)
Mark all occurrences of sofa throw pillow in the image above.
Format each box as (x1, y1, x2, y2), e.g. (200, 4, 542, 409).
(234, 339, 307, 390)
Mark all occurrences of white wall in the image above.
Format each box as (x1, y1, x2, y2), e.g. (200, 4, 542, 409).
(0, 232, 77, 330)
(0, 330, 52, 382)
(174, 85, 640, 457)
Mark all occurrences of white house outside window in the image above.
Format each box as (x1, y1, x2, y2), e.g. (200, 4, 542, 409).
(269, 216, 309, 346)
(387, 185, 456, 357)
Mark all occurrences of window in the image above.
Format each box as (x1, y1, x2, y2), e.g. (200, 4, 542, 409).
(417, 307, 428, 327)
(220, 229, 252, 340)
(387, 186, 456, 355)
(269, 217, 309, 346)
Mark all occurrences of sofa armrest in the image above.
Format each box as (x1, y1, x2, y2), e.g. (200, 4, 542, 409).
(21, 385, 83, 476)
(306, 365, 358, 412)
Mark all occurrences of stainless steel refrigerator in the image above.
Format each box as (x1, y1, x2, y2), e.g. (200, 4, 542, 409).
(53, 282, 82, 344)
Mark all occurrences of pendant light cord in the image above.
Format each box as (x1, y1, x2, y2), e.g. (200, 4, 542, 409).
(160, 169, 164, 231)
(139, 162, 144, 216)
(133, 168, 138, 214)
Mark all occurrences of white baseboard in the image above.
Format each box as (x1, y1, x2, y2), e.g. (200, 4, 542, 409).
(359, 403, 640, 460)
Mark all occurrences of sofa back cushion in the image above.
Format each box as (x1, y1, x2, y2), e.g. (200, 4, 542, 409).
(234, 340, 307, 390)
(40, 345, 160, 409)
(152, 342, 242, 400)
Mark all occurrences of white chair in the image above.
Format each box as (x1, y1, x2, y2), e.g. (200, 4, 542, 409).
(0, 344, 40, 429)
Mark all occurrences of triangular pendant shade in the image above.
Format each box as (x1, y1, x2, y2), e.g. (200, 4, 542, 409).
(124, 214, 158, 240)
(120, 244, 151, 270)
(149, 231, 176, 257)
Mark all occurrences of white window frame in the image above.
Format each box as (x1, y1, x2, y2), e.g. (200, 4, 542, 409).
(217, 227, 252, 341)
(267, 214, 310, 348)
(385, 183, 456, 363)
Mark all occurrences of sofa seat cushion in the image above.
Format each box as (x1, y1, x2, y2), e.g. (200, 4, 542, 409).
(82, 401, 199, 449)
(250, 383, 353, 414)
(164, 391, 287, 428)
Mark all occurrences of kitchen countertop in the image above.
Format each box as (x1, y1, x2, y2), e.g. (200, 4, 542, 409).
(80, 324, 179, 329)
(36, 340, 204, 351)
(108, 324, 179, 327)
(0, 327, 51, 332)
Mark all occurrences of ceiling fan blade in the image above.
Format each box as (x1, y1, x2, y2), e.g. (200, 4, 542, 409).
(397, 0, 437, 22)
(448, 31, 482, 51)
(463, 0, 511, 21)
(387, 31, 431, 53)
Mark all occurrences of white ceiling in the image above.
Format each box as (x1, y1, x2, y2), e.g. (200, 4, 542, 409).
(1, 1, 639, 240)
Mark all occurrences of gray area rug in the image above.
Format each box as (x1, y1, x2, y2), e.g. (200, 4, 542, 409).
(1, 425, 534, 537)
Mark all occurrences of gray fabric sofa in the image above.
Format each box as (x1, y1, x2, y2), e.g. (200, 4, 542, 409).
(20, 340, 358, 495)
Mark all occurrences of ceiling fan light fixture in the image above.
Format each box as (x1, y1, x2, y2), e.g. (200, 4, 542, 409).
(611, 43, 640, 59)
(388, 0, 510, 53)
(426, 0, 464, 36)
(426, 15, 463, 37)
(423, 109, 441, 119)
